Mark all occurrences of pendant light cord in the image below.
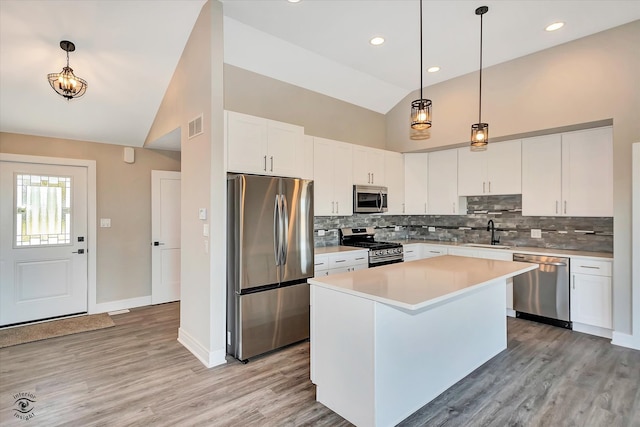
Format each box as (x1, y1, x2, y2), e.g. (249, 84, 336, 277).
(478, 11, 483, 125)
(419, 0, 423, 100)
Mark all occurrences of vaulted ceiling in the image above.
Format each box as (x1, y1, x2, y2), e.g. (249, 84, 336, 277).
(1, 0, 638, 148)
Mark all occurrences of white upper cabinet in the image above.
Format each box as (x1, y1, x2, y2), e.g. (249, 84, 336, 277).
(384, 152, 405, 215)
(226, 111, 304, 178)
(352, 146, 385, 186)
(404, 153, 428, 215)
(522, 127, 613, 217)
(457, 139, 522, 196)
(313, 137, 353, 216)
(561, 128, 613, 217)
(428, 149, 462, 215)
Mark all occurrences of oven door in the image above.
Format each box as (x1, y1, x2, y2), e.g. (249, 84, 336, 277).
(353, 185, 388, 213)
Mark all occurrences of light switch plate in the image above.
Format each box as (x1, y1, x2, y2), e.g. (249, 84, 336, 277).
(531, 229, 542, 238)
(198, 208, 207, 220)
(203, 224, 209, 237)
(100, 218, 111, 228)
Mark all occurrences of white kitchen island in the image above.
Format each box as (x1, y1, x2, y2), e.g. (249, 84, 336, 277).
(308, 255, 537, 427)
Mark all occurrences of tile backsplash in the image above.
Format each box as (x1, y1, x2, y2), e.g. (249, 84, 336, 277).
(314, 195, 613, 253)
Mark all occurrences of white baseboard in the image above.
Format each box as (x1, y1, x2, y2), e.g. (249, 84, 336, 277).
(178, 327, 228, 368)
(91, 296, 152, 314)
(611, 331, 640, 350)
(572, 322, 613, 339)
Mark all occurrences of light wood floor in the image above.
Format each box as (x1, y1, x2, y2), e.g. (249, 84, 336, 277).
(1, 302, 638, 426)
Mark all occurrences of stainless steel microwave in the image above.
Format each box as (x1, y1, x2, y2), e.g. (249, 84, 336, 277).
(353, 185, 388, 213)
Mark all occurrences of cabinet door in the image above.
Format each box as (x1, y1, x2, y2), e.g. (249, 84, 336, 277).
(457, 147, 486, 196)
(352, 146, 372, 185)
(522, 134, 562, 216)
(428, 149, 459, 215)
(267, 120, 304, 178)
(571, 273, 612, 329)
(227, 111, 268, 174)
(561, 128, 613, 217)
(487, 139, 522, 195)
(333, 142, 353, 216)
(300, 135, 315, 180)
(404, 154, 428, 214)
(313, 138, 337, 216)
(369, 149, 385, 185)
(384, 152, 405, 214)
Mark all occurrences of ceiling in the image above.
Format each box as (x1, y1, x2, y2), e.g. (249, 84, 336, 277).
(1, 1, 639, 149)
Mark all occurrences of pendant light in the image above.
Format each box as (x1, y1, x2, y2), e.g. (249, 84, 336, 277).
(410, 0, 432, 134)
(470, 6, 489, 150)
(47, 40, 88, 100)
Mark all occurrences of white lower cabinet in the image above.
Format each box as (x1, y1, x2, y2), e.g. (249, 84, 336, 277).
(570, 257, 613, 333)
(314, 250, 368, 276)
(421, 245, 447, 259)
(403, 244, 422, 262)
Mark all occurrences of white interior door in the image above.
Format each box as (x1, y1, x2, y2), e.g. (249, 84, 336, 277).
(151, 170, 181, 304)
(0, 161, 88, 326)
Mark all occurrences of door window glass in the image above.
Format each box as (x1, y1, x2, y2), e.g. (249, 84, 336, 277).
(15, 174, 71, 246)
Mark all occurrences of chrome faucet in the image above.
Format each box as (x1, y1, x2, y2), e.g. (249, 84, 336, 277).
(487, 220, 500, 245)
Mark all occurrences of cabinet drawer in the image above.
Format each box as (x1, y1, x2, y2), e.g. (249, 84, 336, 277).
(571, 258, 612, 276)
(422, 245, 447, 257)
(314, 255, 329, 272)
(328, 251, 368, 269)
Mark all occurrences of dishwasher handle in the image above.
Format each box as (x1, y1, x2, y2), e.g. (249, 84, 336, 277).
(513, 254, 568, 266)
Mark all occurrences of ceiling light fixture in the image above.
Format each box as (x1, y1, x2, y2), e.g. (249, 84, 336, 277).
(470, 6, 489, 150)
(287, 0, 301, 3)
(545, 21, 565, 32)
(427, 66, 440, 73)
(410, 0, 432, 135)
(47, 40, 87, 100)
(370, 36, 385, 46)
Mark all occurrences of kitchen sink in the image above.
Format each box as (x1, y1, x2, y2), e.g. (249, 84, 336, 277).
(465, 243, 511, 249)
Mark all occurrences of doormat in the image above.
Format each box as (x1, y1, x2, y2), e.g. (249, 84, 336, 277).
(0, 313, 115, 349)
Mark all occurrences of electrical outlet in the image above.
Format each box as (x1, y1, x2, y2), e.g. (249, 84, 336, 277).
(317, 230, 326, 236)
(100, 218, 111, 228)
(394, 226, 401, 231)
(531, 229, 542, 239)
(428, 226, 436, 232)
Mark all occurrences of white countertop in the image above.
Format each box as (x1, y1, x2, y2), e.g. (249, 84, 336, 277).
(314, 245, 368, 255)
(308, 255, 537, 311)
(316, 241, 612, 260)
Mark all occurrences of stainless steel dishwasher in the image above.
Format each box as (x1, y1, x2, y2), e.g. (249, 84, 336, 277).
(512, 253, 572, 329)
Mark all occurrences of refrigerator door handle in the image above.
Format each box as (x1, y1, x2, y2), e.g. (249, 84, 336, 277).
(273, 194, 281, 266)
(281, 194, 289, 265)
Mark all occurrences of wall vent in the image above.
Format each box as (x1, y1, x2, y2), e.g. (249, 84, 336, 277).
(188, 114, 203, 139)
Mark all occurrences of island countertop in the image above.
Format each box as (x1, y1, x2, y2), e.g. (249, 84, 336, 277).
(308, 255, 537, 311)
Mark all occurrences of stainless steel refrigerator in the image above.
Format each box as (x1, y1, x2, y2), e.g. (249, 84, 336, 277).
(227, 174, 314, 361)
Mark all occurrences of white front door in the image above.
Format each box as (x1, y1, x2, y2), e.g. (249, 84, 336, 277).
(0, 161, 88, 326)
(151, 170, 181, 304)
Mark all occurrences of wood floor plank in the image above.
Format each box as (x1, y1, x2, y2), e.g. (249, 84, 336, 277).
(1, 302, 639, 426)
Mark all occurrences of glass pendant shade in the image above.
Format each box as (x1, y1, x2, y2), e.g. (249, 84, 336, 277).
(47, 41, 88, 100)
(411, 98, 432, 130)
(470, 122, 489, 151)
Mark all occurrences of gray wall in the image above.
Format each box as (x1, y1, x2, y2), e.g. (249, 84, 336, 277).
(385, 21, 639, 335)
(0, 132, 181, 303)
(224, 64, 387, 149)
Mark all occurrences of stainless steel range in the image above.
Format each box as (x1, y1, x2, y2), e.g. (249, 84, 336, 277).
(340, 227, 403, 267)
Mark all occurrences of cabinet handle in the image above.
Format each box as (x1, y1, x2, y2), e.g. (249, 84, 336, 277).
(429, 250, 440, 253)
(488, 182, 491, 193)
(335, 260, 346, 263)
(336, 202, 339, 213)
(424, 203, 427, 213)
(452, 202, 456, 213)
(564, 201, 567, 214)
(371, 173, 374, 183)
(263, 155, 267, 171)
(270, 156, 274, 172)
(580, 265, 600, 269)
(556, 201, 559, 214)
(314, 263, 324, 266)
(368, 173, 371, 184)
(406, 250, 414, 254)
(402, 203, 405, 214)
(355, 257, 366, 261)
(331, 201, 335, 214)
(572, 274, 575, 290)
(483, 182, 486, 193)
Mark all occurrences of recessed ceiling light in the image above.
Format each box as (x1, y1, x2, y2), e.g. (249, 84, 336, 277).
(545, 22, 565, 32)
(427, 66, 440, 73)
(370, 36, 385, 46)
(287, 0, 301, 3)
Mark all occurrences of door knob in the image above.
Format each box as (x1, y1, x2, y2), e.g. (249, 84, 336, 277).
(153, 242, 165, 246)
(72, 249, 85, 254)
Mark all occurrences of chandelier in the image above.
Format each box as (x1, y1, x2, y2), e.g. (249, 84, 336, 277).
(47, 40, 88, 100)
(470, 6, 489, 150)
